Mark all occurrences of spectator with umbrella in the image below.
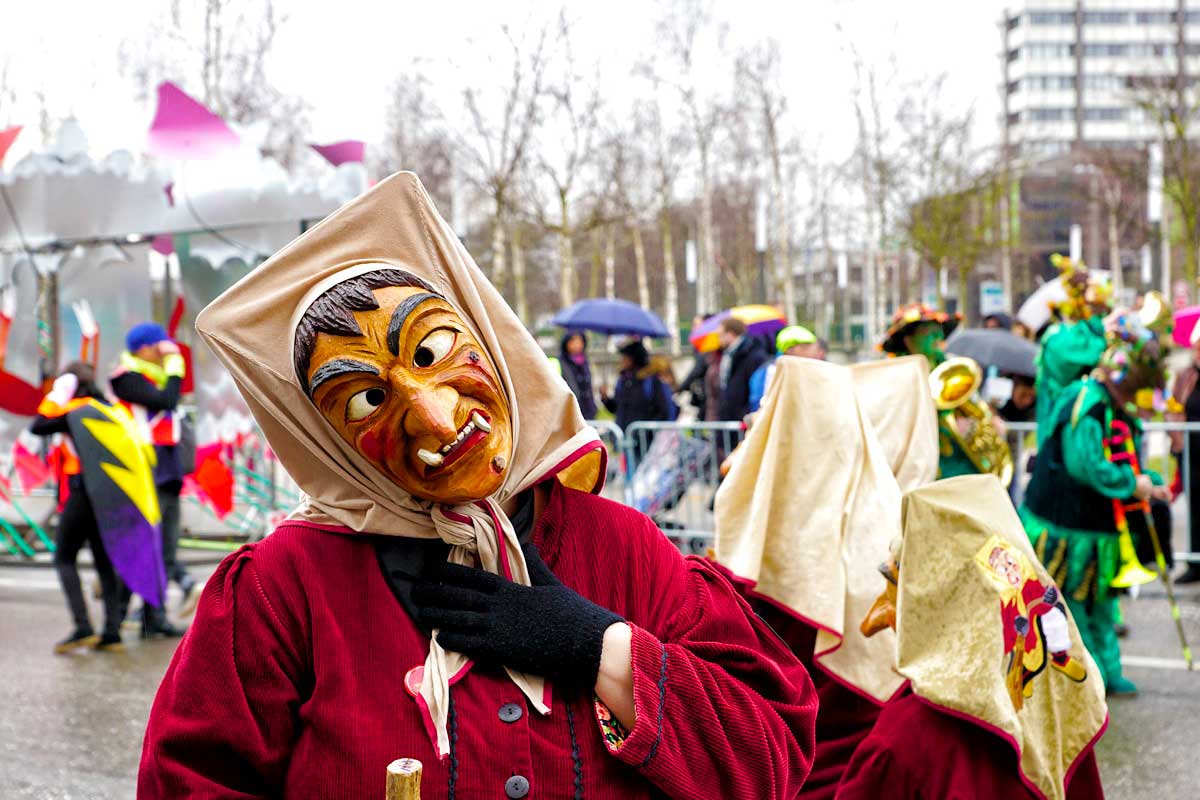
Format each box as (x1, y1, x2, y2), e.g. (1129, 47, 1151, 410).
(557, 330, 597, 419)
(601, 339, 677, 459)
(689, 306, 784, 422)
(717, 318, 769, 422)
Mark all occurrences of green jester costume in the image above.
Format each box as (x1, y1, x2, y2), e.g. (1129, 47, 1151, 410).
(1034, 316, 1107, 446)
(1033, 254, 1112, 447)
(1020, 317, 1168, 696)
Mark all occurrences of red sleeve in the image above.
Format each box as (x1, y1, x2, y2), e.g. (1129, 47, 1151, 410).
(138, 544, 308, 799)
(591, 514, 818, 800)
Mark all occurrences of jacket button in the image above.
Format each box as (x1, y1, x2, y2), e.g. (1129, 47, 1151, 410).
(498, 702, 523, 723)
(504, 775, 530, 798)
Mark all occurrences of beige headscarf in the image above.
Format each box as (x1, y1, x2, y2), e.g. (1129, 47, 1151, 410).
(195, 172, 604, 758)
(896, 476, 1108, 800)
(713, 357, 905, 702)
(849, 355, 939, 492)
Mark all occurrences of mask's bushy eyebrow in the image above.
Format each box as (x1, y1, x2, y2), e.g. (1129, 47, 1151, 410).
(387, 292, 443, 356)
(293, 268, 436, 394)
(309, 358, 381, 396)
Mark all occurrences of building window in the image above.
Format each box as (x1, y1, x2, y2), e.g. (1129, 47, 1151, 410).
(1083, 43, 1129, 57)
(1081, 74, 1125, 91)
(1029, 11, 1074, 25)
(1026, 43, 1074, 59)
(1084, 11, 1129, 24)
(1023, 75, 1076, 91)
(1084, 108, 1126, 121)
(1029, 108, 1070, 122)
(1136, 11, 1174, 24)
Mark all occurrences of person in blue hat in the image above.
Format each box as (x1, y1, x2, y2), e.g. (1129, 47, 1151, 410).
(109, 322, 191, 636)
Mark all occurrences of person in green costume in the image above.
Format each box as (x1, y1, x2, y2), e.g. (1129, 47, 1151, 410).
(1020, 318, 1169, 696)
(1034, 256, 1113, 445)
(880, 303, 996, 481)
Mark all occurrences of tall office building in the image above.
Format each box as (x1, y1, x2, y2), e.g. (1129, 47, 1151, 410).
(1002, 1, 1199, 158)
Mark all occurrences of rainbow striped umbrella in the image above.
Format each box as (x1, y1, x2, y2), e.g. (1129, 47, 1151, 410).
(689, 305, 788, 353)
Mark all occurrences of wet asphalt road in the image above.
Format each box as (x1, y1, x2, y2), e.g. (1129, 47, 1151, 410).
(2, 560, 1199, 799)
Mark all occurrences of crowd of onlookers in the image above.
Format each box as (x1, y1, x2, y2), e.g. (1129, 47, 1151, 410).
(557, 314, 829, 436)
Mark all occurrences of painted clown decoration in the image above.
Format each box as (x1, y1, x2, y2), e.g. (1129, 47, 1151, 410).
(975, 536, 1088, 710)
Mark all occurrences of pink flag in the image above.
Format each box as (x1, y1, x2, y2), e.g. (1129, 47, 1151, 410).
(151, 234, 175, 256)
(310, 140, 365, 166)
(147, 81, 239, 159)
(0, 126, 21, 167)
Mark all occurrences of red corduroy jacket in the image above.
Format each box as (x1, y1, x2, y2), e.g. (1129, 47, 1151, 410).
(138, 482, 817, 799)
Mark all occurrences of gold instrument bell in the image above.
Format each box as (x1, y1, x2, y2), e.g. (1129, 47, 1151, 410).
(1111, 525, 1158, 588)
(929, 357, 1015, 488)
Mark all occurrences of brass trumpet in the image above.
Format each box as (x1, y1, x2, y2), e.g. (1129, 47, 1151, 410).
(929, 357, 1014, 488)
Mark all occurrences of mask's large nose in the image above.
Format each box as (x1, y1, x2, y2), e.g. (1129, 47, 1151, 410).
(389, 368, 460, 442)
(860, 585, 897, 638)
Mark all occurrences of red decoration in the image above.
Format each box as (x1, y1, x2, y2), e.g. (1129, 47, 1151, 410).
(190, 444, 234, 519)
(12, 441, 50, 494)
(0, 126, 21, 167)
(167, 297, 195, 394)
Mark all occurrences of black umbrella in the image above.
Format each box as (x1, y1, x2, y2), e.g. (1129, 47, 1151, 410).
(944, 328, 1038, 378)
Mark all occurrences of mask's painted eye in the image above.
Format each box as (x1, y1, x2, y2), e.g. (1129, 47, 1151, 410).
(347, 387, 387, 422)
(414, 329, 455, 368)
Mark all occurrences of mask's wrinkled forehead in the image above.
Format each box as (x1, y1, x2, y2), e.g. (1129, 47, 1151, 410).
(291, 265, 439, 395)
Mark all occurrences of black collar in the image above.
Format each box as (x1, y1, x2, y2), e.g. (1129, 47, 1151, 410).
(374, 491, 537, 631)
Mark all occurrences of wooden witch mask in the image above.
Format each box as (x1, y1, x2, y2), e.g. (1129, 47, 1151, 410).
(296, 268, 514, 505)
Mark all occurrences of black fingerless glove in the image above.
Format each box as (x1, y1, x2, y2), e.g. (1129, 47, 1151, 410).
(413, 542, 623, 689)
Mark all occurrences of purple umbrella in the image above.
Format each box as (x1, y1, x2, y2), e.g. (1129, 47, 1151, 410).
(551, 298, 670, 338)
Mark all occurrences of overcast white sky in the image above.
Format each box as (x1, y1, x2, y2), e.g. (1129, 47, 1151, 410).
(1, 0, 1012, 165)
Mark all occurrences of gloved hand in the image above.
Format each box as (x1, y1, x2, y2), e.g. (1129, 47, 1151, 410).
(413, 542, 623, 689)
(46, 373, 79, 406)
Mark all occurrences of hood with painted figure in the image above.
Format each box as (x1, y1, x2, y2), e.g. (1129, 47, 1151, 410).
(863, 475, 1107, 800)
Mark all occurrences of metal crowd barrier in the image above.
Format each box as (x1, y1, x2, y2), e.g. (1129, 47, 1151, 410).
(587, 420, 743, 555)
(1006, 419, 1200, 566)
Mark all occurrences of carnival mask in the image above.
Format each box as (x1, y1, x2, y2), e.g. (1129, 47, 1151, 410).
(905, 322, 946, 368)
(860, 552, 899, 637)
(303, 282, 514, 505)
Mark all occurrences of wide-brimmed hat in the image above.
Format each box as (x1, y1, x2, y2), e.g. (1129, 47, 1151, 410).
(879, 303, 961, 355)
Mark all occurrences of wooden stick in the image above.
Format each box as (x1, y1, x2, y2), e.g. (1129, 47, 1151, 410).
(385, 758, 422, 800)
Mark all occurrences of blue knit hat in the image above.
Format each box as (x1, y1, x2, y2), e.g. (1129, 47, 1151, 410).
(126, 322, 170, 353)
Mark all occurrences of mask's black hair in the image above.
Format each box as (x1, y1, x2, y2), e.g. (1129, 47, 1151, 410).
(294, 268, 436, 395)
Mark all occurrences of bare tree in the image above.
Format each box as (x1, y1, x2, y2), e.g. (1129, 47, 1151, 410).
(376, 70, 454, 210)
(649, 0, 728, 317)
(737, 39, 797, 321)
(846, 42, 903, 340)
(896, 79, 991, 313)
(456, 23, 550, 306)
(120, 0, 313, 170)
(1130, 61, 1200, 293)
(533, 12, 608, 310)
(604, 125, 655, 309)
(640, 96, 689, 353)
(1076, 146, 1150, 295)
